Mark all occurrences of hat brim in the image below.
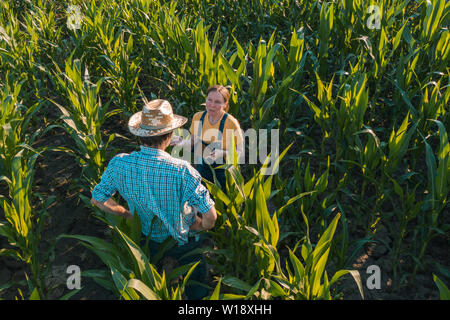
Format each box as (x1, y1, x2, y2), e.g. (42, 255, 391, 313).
(128, 111, 188, 137)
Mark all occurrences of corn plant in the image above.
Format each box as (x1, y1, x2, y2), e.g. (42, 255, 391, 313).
(432, 28, 449, 71)
(419, 0, 447, 46)
(331, 200, 374, 271)
(272, 213, 363, 300)
(344, 127, 389, 231)
(433, 274, 450, 300)
(274, 29, 306, 130)
(70, 1, 110, 71)
(205, 170, 279, 284)
(146, 3, 196, 91)
(190, 19, 248, 112)
(0, 150, 52, 299)
(140, 7, 245, 115)
(204, 276, 248, 300)
(96, 28, 142, 116)
(334, 73, 369, 161)
(0, 10, 34, 79)
(384, 111, 418, 175)
(247, 34, 280, 130)
(394, 48, 421, 98)
(412, 120, 449, 279)
(223, 213, 364, 300)
(300, 71, 370, 161)
(0, 75, 52, 300)
(299, 73, 335, 154)
(335, 0, 362, 54)
(317, 1, 334, 78)
(384, 173, 423, 286)
(22, 1, 62, 51)
(353, 127, 384, 179)
(284, 156, 331, 232)
(205, 144, 309, 285)
(50, 57, 120, 190)
(0, 80, 40, 180)
(416, 81, 448, 136)
(59, 213, 198, 300)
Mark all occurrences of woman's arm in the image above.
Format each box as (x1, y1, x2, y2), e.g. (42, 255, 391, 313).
(170, 135, 195, 149)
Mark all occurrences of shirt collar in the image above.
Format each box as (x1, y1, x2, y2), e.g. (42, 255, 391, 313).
(139, 145, 169, 157)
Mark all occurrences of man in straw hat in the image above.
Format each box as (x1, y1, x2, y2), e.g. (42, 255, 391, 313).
(90, 99, 217, 299)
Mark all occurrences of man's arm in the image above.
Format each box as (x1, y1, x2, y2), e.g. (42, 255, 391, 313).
(91, 197, 132, 219)
(189, 206, 217, 232)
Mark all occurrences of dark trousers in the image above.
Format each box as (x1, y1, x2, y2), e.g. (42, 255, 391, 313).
(141, 236, 208, 300)
(196, 162, 226, 191)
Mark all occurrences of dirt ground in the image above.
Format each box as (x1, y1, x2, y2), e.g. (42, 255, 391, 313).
(0, 121, 448, 300)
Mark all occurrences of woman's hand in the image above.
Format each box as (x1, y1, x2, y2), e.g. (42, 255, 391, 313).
(170, 135, 191, 148)
(208, 148, 226, 161)
(169, 135, 182, 146)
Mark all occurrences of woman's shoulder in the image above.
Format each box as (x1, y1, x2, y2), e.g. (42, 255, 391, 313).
(225, 113, 241, 128)
(192, 110, 206, 120)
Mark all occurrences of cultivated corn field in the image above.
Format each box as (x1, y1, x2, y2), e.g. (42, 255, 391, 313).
(0, 0, 449, 300)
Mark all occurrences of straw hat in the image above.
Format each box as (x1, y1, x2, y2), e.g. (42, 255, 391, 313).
(128, 99, 187, 137)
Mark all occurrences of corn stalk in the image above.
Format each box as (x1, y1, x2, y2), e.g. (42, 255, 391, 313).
(51, 57, 119, 190)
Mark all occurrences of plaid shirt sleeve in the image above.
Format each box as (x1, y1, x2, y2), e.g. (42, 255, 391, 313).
(91, 157, 118, 202)
(182, 165, 215, 214)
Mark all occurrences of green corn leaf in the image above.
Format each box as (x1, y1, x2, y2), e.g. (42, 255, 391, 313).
(267, 279, 286, 298)
(245, 279, 262, 300)
(329, 269, 364, 299)
(111, 265, 138, 300)
(392, 22, 408, 52)
(0, 220, 14, 240)
(288, 248, 305, 283)
(126, 278, 161, 300)
(315, 156, 330, 193)
(209, 277, 222, 300)
(222, 276, 254, 293)
(433, 274, 450, 300)
(315, 213, 341, 251)
(0, 248, 23, 260)
(311, 248, 330, 296)
(114, 227, 156, 286)
(259, 143, 293, 177)
(276, 191, 316, 217)
(255, 181, 273, 245)
(29, 287, 40, 300)
(421, 0, 446, 43)
(430, 120, 450, 162)
(167, 261, 197, 283)
(181, 260, 201, 292)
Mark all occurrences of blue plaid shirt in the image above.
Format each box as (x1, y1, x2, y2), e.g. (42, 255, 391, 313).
(91, 146, 215, 245)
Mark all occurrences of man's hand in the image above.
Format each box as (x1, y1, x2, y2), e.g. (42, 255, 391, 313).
(189, 206, 217, 232)
(189, 215, 203, 232)
(91, 198, 132, 219)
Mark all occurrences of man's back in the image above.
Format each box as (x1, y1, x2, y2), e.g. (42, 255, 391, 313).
(92, 145, 215, 245)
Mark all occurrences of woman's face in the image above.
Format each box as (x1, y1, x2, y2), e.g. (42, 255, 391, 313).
(205, 91, 226, 114)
